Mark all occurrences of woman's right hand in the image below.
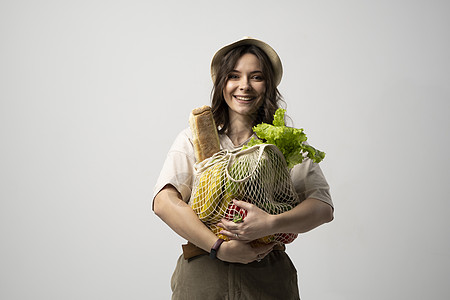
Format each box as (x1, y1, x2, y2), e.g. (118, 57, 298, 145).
(217, 240, 275, 264)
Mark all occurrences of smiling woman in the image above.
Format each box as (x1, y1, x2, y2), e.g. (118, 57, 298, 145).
(153, 37, 334, 299)
(211, 42, 283, 137)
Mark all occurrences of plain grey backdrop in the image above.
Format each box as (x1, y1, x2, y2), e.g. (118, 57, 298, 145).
(1, 0, 449, 299)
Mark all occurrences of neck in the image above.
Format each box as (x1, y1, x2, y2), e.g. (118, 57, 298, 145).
(226, 114, 254, 146)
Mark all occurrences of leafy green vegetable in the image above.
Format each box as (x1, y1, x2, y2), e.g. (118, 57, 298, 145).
(244, 108, 325, 168)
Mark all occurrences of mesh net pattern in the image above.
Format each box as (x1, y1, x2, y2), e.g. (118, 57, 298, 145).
(189, 144, 301, 245)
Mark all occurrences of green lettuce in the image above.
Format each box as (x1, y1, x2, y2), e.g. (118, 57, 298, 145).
(244, 108, 325, 168)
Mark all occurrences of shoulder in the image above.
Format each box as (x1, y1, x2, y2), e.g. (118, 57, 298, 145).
(172, 127, 193, 147)
(176, 127, 193, 141)
(168, 127, 195, 158)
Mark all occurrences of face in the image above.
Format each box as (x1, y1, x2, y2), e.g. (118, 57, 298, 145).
(223, 53, 266, 122)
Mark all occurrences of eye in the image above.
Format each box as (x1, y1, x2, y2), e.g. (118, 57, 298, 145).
(251, 74, 264, 81)
(228, 74, 239, 80)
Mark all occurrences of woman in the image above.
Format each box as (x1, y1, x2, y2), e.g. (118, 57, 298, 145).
(153, 37, 334, 299)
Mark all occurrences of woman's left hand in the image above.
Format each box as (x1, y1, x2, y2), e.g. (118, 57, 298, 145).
(217, 200, 274, 242)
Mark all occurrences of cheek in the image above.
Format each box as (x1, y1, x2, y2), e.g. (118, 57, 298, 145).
(256, 85, 267, 107)
(223, 82, 235, 98)
(259, 83, 266, 94)
(222, 88, 231, 106)
(222, 88, 228, 102)
(256, 84, 266, 98)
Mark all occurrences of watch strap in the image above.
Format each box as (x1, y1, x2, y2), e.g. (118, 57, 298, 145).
(209, 238, 224, 260)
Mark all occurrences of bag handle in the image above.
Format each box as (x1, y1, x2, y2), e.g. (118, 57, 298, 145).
(193, 149, 229, 173)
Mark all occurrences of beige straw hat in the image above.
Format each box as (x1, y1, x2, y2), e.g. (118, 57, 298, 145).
(210, 36, 283, 86)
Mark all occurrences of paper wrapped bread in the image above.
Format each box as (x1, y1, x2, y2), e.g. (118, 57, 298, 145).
(189, 105, 221, 162)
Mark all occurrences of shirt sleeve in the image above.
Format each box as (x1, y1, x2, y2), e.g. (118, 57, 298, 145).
(152, 128, 196, 204)
(290, 159, 333, 209)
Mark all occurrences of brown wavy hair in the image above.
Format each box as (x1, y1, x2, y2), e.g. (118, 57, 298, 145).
(210, 44, 284, 134)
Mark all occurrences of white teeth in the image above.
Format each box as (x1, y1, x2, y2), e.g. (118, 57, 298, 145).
(235, 96, 253, 101)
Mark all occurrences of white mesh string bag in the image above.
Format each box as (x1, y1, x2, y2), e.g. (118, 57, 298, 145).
(189, 144, 301, 246)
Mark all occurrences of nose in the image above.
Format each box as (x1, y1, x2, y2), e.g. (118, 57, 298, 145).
(239, 77, 252, 91)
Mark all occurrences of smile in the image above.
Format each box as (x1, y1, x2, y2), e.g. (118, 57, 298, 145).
(234, 95, 255, 101)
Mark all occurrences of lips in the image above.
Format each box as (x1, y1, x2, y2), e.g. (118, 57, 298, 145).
(234, 95, 255, 101)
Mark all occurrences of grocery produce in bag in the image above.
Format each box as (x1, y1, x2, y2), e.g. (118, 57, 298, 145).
(189, 106, 325, 245)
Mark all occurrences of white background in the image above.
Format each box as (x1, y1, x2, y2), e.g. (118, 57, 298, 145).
(1, 0, 449, 299)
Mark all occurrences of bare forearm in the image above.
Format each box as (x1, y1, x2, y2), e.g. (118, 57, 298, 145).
(154, 186, 278, 264)
(153, 186, 217, 252)
(218, 198, 333, 242)
(270, 198, 334, 234)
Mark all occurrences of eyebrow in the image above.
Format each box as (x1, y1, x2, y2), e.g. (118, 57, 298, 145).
(231, 69, 263, 74)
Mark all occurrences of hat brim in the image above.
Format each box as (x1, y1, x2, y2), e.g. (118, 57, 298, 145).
(210, 36, 283, 86)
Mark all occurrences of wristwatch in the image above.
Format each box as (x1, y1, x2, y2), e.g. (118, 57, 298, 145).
(209, 238, 224, 260)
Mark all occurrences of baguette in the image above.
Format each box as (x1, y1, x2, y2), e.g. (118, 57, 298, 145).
(189, 105, 221, 162)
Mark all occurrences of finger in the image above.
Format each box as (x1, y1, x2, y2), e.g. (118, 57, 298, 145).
(218, 229, 235, 239)
(232, 199, 254, 210)
(219, 229, 248, 241)
(218, 219, 239, 230)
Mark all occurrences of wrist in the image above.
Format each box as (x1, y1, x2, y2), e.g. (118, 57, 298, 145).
(209, 238, 224, 260)
(267, 213, 279, 235)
